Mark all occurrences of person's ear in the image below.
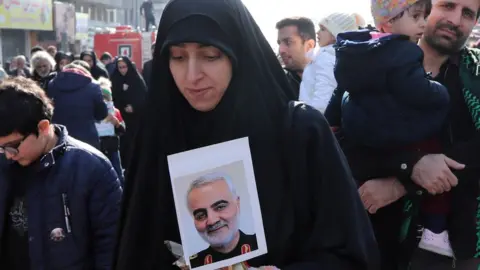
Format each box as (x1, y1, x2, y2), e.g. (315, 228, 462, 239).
(306, 39, 316, 51)
(37, 119, 51, 135)
(379, 21, 392, 33)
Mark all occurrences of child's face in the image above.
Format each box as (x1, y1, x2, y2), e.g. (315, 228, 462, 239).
(316, 25, 336, 47)
(388, 4, 429, 43)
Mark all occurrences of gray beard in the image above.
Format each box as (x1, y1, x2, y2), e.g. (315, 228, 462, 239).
(38, 71, 50, 78)
(199, 216, 240, 250)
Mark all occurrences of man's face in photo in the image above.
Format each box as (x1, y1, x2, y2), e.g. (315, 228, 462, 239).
(188, 179, 240, 248)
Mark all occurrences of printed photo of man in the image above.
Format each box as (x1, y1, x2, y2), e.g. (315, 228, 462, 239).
(187, 172, 258, 268)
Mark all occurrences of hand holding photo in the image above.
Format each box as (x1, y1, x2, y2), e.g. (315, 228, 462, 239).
(168, 137, 267, 270)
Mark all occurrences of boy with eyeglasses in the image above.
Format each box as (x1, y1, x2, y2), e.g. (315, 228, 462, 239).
(0, 77, 122, 269)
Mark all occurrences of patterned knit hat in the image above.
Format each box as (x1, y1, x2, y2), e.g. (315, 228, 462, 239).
(371, 0, 419, 27)
(320, 13, 358, 38)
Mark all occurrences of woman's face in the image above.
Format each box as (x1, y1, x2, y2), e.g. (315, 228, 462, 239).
(169, 43, 232, 112)
(117, 60, 128, 76)
(82, 55, 94, 68)
(35, 59, 52, 77)
(316, 25, 336, 47)
(58, 59, 69, 71)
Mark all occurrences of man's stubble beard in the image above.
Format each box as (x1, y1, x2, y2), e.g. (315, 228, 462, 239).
(424, 21, 469, 55)
(200, 215, 240, 250)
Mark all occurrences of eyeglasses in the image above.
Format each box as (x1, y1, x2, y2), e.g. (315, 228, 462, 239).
(0, 137, 26, 156)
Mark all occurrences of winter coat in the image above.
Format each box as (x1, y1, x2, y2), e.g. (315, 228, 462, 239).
(31, 71, 56, 92)
(0, 125, 122, 269)
(335, 30, 450, 148)
(299, 45, 337, 113)
(48, 71, 108, 149)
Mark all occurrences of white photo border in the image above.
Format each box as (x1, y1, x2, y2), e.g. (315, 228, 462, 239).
(168, 137, 267, 270)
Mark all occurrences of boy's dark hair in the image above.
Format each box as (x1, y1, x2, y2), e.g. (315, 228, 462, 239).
(100, 52, 112, 61)
(276, 17, 316, 43)
(30, 46, 45, 55)
(72, 60, 91, 72)
(390, 0, 432, 22)
(0, 77, 54, 137)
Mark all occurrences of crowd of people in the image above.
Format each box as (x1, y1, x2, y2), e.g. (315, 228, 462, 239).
(0, 0, 479, 269)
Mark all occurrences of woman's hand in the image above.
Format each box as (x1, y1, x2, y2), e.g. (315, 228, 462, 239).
(106, 114, 120, 126)
(125, 105, 134, 113)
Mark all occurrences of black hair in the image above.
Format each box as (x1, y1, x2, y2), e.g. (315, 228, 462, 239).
(30, 46, 45, 55)
(390, 0, 432, 22)
(65, 52, 75, 62)
(100, 52, 112, 61)
(0, 77, 54, 137)
(276, 17, 316, 42)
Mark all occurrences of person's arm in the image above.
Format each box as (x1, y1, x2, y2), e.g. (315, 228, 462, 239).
(309, 52, 337, 113)
(324, 87, 346, 127)
(139, 2, 144, 16)
(92, 84, 109, 121)
(282, 106, 379, 270)
(130, 76, 148, 109)
(88, 162, 123, 269)
(388, 46, 449, 109)
(114, 109, 126, 134)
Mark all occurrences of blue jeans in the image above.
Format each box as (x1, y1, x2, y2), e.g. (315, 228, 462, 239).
(105, 150, 124, 187)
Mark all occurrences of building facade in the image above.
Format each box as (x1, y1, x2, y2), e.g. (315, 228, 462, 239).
(0, 0, 168, 66)
(0, 0, 53, 66)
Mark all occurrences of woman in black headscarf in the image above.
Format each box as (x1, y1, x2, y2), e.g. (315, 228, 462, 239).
(54, 51, 72, 71)
(80, 50, 110, 79)
(111, 56, 147, 167)
(113, 0, 379, 269)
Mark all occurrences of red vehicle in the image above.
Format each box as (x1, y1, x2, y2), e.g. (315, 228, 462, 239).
(94, 26, 156, 73)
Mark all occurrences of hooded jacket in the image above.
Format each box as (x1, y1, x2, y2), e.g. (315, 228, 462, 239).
(0, 125, 121, 269)
(327, 45, 480, 267)
(48, 70, 108, 149)
(335, 30, 450, 148)
(80, 51, 110, 80)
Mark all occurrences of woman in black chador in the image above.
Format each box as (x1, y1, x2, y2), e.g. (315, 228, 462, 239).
(113, 0, 379, 269)
(80, 51, 109, 80)
(111, 56, 147, 167)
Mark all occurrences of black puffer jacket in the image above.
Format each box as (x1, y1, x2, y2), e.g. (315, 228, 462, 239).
(335, 30, 449, 148)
